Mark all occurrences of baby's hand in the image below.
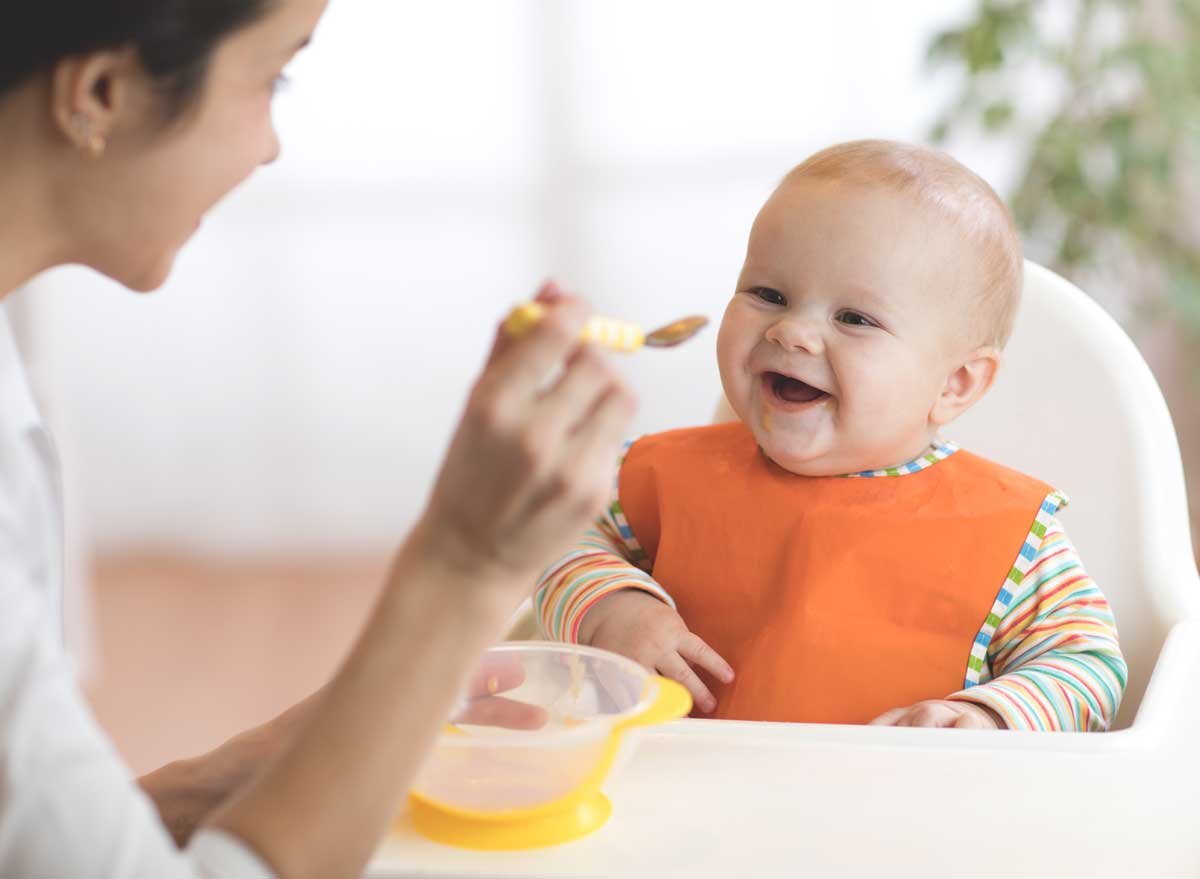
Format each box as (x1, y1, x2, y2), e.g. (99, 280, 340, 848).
(578, 589, 734, 714)
(869, 699, 1003, 729)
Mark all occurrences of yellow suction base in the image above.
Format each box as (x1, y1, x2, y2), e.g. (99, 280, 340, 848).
(409, 792, 612, 851)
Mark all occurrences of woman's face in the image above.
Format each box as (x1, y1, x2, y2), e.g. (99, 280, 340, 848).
(73, 0, 329, 291)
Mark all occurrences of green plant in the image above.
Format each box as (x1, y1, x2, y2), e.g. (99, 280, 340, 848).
(928, 0, 1200, 347)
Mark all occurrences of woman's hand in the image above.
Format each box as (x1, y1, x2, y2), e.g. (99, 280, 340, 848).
(208, 282, 636, 879)
(415, 281, 638, 600)
(143, 656, 544, 849)
(451, 652, 549, 730)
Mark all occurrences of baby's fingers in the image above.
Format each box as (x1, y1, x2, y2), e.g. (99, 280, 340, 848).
(656, 651, 717, 715)
(952, 709, 995, 729)
(868, 706, 911, 726)
(677, 633, 734, 685)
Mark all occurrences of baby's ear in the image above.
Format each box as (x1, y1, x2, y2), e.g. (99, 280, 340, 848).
(930, 347, 1001, 427)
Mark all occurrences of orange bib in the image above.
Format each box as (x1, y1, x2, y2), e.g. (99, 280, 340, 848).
(618, 422, 1056, 724)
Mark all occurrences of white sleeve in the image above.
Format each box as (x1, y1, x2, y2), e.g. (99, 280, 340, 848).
(188, 830, 277, 878)
(0, 575, 277, 879)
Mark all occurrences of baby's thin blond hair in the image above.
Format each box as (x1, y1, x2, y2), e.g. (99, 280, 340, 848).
(783, 139, 1023, 348)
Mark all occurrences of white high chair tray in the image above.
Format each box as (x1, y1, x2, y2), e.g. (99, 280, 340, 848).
(370, 621, 1200, 878)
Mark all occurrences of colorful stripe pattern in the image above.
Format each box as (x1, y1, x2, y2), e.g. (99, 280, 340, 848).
(844, 440, 959, 478)
(534, 439, 668, 642)
(533, 441, 1127, 730)
(947, 517, 1128, 731)
(962, 490, 1068, 687)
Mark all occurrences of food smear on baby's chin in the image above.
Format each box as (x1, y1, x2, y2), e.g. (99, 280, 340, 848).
(761, 394, 774, 433)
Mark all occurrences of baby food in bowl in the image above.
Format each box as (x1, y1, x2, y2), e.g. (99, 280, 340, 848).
(407, 641, 690, 849)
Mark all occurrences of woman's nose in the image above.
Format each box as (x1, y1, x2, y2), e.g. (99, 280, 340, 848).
(765, 314, 824, 354)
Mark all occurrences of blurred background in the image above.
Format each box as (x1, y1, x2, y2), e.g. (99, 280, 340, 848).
(4, 0, 1198, 773)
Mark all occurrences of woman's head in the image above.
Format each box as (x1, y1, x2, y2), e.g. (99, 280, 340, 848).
(3, 2, 281, 118)
(0, 0, 327, 291)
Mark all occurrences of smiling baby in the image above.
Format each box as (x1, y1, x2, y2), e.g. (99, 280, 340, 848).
(535, 140, 1126, 731)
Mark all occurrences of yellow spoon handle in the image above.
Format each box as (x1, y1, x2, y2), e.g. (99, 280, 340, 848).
(503, 302, 646, 353)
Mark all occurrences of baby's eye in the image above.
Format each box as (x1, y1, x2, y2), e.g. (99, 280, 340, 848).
(835, 309, 878, 328)
(750, 287, 787, 306)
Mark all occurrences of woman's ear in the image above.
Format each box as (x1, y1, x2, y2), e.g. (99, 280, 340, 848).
(49, 47, 143, 156)
(930, 347, 1001, 427)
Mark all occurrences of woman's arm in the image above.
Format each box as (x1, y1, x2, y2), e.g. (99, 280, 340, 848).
(205, 285, 637, 879)
(139, 689, 322, 847)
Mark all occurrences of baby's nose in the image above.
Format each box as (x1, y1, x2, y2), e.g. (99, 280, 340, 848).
(766, 315, 824, 353)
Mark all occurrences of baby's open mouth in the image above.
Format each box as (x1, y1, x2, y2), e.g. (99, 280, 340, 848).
(763, 371, 830, 405)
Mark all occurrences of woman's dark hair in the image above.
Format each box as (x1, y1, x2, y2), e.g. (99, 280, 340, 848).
(2, 1, 276, 118)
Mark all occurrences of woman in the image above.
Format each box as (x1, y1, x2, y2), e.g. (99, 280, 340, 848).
(0, 1, 635, 876)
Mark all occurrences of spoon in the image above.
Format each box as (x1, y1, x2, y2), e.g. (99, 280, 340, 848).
(503, 302, 709, 353)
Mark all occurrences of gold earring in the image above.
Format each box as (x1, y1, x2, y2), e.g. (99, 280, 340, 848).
(86, 132, 107, 158)
(72, 112, 107, 158)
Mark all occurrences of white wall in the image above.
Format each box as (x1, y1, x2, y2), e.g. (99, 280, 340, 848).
(26, 0, 1007, 558)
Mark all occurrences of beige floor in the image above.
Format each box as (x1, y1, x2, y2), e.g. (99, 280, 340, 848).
(83, 553, 389, 776)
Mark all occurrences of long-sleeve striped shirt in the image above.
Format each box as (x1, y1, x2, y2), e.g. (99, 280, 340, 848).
(534, 441, 1127, 732)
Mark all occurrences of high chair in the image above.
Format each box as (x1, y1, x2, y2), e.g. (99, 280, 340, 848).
(371, 262, 1200, 877)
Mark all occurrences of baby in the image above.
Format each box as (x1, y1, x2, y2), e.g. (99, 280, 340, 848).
(534, 140, 1127, 730)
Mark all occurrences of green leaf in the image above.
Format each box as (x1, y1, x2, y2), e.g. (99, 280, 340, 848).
(982, 101, 1015, 130)
(921, 0, 1200, 362)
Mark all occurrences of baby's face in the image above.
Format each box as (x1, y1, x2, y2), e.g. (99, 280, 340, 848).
(717, 179, 975, 476)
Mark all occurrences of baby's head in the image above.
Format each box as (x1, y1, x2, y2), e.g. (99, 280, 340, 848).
(717, 139, 1023, 476)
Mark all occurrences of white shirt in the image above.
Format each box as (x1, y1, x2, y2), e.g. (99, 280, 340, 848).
(0, 307, 275, 878)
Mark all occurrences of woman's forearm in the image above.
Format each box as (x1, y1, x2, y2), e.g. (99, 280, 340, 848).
(208, 288, 633, 878)
(140, 687, 326, 847)
(207, 526, 520, 879)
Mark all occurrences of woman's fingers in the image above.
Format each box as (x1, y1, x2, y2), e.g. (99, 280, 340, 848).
(557, 382, 637, 503)
(419, 282, 635, 586)
(483, 296, 589, 402)
(676, 633, 734, 684)
(482, 280, 565, 368)
(517, 350, 635, 528)
(656, 652, 717, 715)
(532, 279, 567, 306)
(453, 696, 549, 730)
(465, 654, 527, 698)
(535, 344, 623, 440)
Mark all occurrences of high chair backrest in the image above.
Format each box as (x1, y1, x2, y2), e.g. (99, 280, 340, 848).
(714, 261, 1199, 727)
(953, 262, 1198, 726)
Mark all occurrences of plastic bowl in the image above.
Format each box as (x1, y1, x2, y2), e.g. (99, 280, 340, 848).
(407, 641, 691, 850)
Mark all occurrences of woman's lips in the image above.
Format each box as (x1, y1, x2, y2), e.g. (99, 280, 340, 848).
(761, 371, 831, 410)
